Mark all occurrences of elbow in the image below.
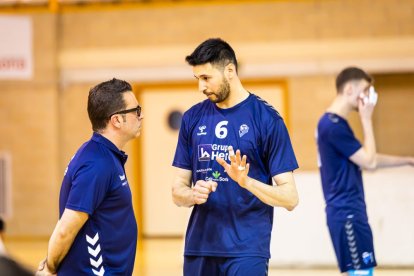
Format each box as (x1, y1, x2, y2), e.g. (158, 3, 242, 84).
(171, 186, 185, 207)
(285, 196, 299, 211)
(55, 225, 72, 241)
(286, 200, 299, 211)
(363, 158, 378, 171)
(171, 187, 180, 206)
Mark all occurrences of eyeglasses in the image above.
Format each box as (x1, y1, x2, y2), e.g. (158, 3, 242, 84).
(109, 105, 141, 118)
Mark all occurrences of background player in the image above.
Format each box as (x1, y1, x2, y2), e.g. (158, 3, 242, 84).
(316, 67, 414, 276)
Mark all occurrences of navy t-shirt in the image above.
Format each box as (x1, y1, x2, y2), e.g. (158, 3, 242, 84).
(173, 93, 298, 258)
(317, 112, 368, 222)
(58, 132, 137, 275)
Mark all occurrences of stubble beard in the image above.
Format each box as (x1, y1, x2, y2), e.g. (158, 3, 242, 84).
(209, 78, 230, 103)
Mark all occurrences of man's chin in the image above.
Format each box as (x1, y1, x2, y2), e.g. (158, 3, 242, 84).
(207, 95, 224, 104)
(134, 130, 141, 138)
(208, 97, 219, 103)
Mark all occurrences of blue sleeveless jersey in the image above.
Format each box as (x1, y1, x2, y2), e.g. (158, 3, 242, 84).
(317, 113, 368, 222)
(173, 93, 298, 258)
(58, 133, 137, 275)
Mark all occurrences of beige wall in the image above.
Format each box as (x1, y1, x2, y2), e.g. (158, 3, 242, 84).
(58, 0, 414, 48)
(373, 73, 414, 156)
(0, 13, 59, 235)
(1, 0, 413, 236)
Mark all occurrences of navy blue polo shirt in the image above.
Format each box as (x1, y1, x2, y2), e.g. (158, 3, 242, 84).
(58, 132, 137, 275)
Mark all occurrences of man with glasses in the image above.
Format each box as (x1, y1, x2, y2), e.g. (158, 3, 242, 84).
(37, 78, 143, 276)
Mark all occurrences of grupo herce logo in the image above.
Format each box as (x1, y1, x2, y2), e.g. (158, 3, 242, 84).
(198, 144, 212, 161)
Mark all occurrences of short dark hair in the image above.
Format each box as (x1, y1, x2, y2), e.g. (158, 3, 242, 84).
(336, 67, 373, 93)
(87, 78, 133, 132)
(185, 38, 238, 72)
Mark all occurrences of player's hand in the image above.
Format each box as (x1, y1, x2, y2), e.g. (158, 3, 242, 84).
(35, 258, 56, 276)
(192, 180, 217, 205)
(216, 146, 250, 188)
(358, 94, 375, 121)
(407, 157, 414, 166)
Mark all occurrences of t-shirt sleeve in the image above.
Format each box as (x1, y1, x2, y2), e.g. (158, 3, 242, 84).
(265, 118, 299, 176)
(65, 161, 111, 215)
(329, 124, 362, 158)
(172, 112, 192, 170)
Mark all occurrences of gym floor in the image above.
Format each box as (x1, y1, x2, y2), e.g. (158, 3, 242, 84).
(4, 238, 413, 276)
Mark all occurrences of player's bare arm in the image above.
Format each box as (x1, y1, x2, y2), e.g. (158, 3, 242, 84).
(37, 209, 88, 275)
(172, 167, 218, 207)
(216, 146, 298, 210)
(350, 99, 377, 170)
(372, 154, 414, 170)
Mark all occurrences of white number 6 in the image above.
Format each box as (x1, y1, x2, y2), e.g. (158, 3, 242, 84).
(215, 121, 228, 139)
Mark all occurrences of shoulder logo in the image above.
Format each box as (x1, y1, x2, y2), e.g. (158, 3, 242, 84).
(239, 124, 249, 137)
(197, 125, 207, 136)
(119, 174, 126, 181)
(328, 114, 339, 123)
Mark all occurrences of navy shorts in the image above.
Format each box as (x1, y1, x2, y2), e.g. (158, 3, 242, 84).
(184, 256, 269, 276)
(328, 218, 377, 273)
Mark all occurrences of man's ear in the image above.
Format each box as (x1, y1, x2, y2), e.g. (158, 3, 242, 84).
(110, 115, 122, 129)
(224, 63, 236, 80)
(343, 82, 353, 96)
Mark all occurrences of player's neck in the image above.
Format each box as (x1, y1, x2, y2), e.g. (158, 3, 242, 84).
(326, 96, 352, 119)
(216, 81, 249, 109)
(99, 130, 127, 151)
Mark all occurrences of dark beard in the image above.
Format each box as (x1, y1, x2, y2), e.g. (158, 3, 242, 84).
(210, 78, 230, 103)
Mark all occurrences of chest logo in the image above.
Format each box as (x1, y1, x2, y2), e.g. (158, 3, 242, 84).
(119, 174, 126, 181)
(212, 171, 220, 178)
(239, 124, 249, 137)
(198, 144, 212, 161)
(197, 125, 207, 136)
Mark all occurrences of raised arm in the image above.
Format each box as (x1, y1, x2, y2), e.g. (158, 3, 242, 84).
(349, 100, 414, 170)
(245, 171, 298, 211)
(350, 99, 376, 170)
(216, 147, 298, 210)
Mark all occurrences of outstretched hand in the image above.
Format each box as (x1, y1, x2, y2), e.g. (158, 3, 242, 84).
(216, 146, 250, 188)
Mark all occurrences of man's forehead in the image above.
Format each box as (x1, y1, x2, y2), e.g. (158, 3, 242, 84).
(193, 63, 217, 76)
(123, 91, 138, 104)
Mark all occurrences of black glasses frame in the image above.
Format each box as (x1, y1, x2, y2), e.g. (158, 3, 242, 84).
(109, 105, 141, 118)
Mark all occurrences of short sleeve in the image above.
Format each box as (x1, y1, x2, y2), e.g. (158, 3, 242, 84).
(172, 112, 192, 170)
(65, 161, 112, 215)
(329, 123, 361, 158)
(265, 118, 299, 176)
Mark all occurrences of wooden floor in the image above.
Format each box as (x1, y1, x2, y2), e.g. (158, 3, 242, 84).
(3, 237, 414, 275)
